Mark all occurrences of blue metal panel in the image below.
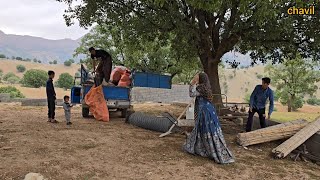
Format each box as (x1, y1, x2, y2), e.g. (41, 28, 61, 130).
(159, 75, 171, 89)
(133, 72, 148, 87)
(147, 73, 160, 88)
(103, 86, 130, 100)
(132, 72, 171, 89)
(71, 86, 81, 104)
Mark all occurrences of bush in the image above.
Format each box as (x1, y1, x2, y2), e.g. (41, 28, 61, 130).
(256, 74, 263, 79)
(53, 60, 58, 64)
(0, 54, 6, 58)
(69, 59, 75, 63)
(244, 93, 251, 103)
(21, 69, 47, 88)
(49, 61, 53, 64)
(3, 72, 18, 81)
(75, 72, 81, 77)
(0, 86, 25, 98)
(7, 76, 20, 84)
(38, 60, 41, 63)
(64, 60, 72, 66)
(56, 73, 74, 89)
(16, 65, 26, 73)
(33, 58, 37, 63)
(306, 97, 320, 106)
(16, 57, 23, 60)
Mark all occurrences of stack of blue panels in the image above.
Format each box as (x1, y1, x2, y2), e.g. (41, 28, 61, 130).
(133, 72, 171, 89)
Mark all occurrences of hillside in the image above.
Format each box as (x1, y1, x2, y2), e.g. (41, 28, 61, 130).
(0, 30, 81, 64)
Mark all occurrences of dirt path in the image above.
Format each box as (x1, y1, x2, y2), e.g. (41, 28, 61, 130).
(0, 103, 319, 180)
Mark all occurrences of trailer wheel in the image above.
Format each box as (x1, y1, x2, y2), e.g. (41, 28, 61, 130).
(82, 107, 89, 118)
(121, 109, 128, 118)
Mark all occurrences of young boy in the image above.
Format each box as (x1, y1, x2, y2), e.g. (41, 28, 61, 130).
(46, 71, 58, 123)
(63, 95, 73, 125)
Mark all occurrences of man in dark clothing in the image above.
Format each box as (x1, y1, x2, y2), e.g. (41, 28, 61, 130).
(246, 77, 274, 132)
(89, 47, 112, 85)
(46, 71, 58, 123)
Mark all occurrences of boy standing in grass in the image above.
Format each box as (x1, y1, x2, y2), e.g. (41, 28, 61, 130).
(63, 95, 73, 125)
(46, 71, 58, 123)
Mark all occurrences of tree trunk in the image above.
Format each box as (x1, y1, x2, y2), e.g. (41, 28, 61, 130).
(201, 57, 223, 105)
(288, 94, 292, 112)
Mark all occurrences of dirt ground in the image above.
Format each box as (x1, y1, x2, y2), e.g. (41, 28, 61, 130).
(0, 103, 319, 180)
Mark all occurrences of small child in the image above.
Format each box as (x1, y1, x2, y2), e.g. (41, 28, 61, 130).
(63, 95, 73, 125)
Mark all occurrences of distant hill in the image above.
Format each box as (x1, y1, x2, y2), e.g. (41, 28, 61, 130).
(0, 30, 81, 64)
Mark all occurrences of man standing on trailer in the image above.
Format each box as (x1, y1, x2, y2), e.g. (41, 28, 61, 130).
(246, 77, 274, 132)
(89, 47, 113, 85)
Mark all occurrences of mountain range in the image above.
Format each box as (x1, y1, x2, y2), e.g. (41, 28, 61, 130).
(0, 30, 82, 64)
(0, 30, 253, 65)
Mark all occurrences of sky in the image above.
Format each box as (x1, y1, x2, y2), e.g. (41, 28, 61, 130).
(0, 0, 90, 40)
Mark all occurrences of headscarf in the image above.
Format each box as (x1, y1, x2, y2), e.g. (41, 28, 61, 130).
(196, 72, 212, 101)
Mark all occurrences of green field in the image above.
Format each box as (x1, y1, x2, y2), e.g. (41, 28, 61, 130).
(271, 112, 320, 122)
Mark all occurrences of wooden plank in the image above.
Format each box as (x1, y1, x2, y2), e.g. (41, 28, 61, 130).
(272, 116, 320, 158)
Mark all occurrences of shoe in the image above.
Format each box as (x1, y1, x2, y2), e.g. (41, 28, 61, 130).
(66, 122, 72, 125)
(51, 119, 59, 123)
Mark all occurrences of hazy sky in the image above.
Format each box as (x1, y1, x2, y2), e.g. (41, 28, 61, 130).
(0, 0, 90, 40)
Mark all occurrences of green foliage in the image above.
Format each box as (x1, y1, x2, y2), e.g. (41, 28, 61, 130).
(38, 60, 41, 63)
(33, 58, 37, 63)
(273, 90, 281, 102)
(75, 24, 198, 76)
(57, 0, 320, 103)
(0, 86, 25, 98)
(7, 76, 20, 84)
(306, 97, 320, 106)
(16, 65, 26, 73)
(0, 54, 6, 58)
(244, 94, 251, 103)
(279, 93, 304, 111)
(69, 59, 75, 63)
(21, 69, 47, 88)
(49, 61, 53, 64)
(64, 60, 72, 66)
(265, 55, 320, 111)
(15, 57, 23, 60)
(3, 72, 18, 81)
(256, 74, 263, 79)
(75, 72, 81, 77)
(53, 60, 58, 64)
(56, 73, 73, 89)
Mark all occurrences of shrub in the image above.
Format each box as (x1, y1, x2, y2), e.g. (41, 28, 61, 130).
(306, 97, 320, 106)
(0, 54, 6, 58)
(64, 60, 72, 66)
(3, 72, 18, 81)
(38, 60, 41, 63)
(75, 72, 81, 77)
(56, 73, 74, 89)
(0, 86, 25, 98)
(53, 60, 58, 64)
(256, 74, 263, 79)
(15, 57, 23, 60)
(49, 62, 53, 64)
(16, 65, 26, 73)
(33, 58, 37, 63)
(244, 93, 251, 103)
(21, 69, 47, 88)
(7, 76, 20, 84)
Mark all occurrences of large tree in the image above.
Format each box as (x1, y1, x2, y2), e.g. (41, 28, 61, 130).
(265, 55, 320, 112)
(57, 0, 320, 104)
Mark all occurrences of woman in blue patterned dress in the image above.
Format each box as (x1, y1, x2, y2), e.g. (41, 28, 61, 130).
(183, 72, 235, 164)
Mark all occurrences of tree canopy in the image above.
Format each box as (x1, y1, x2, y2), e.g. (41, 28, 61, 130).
(265, 55, 320, 112)
(57, 0, 320, 103)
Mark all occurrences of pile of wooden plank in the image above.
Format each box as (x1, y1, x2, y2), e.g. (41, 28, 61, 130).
(237, 119, 308, 147)
(272, 117, 320, 158)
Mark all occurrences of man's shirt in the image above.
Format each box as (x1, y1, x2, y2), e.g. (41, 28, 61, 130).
(250, 85, 274, 115)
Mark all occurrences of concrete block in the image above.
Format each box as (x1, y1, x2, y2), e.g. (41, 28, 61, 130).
(0, 93, 11, 102)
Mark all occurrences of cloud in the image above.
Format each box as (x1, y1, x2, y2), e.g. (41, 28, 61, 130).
(0, 0, 90, 40)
